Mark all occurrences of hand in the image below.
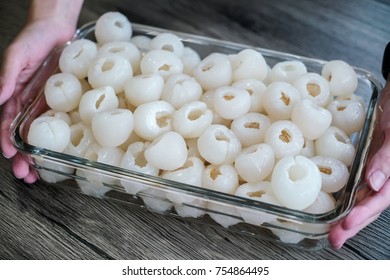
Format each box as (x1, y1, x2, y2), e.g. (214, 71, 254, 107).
(328, 76, 390, 249)
(0, 10, 79, 183)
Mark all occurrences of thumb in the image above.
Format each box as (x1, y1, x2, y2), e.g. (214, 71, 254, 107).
(365, 132, 390, 191)
(365, 82, 390, 192)
(0, 46, 25, 105)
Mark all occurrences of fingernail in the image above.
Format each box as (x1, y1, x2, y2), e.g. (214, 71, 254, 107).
(368, 170, 386, 191)
(2, 152, 11, 159)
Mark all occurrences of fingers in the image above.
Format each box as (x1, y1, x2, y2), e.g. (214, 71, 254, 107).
(11, 153, 31, 179)
(343, 181, 390, 229)
(328, 213, 380, 249)
(328, 181, 390, 249)
(367, 158, 390, 191)
(365, 128, 390, 191)
(366, 81, 390, 191)
(23, 169, 39, 184)
(0, 97, 19, 159)
(11, 153, 39, 183)
(0, 45, 25, 105)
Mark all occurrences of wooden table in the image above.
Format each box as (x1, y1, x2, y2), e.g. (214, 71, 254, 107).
(0, 0, 389, 259)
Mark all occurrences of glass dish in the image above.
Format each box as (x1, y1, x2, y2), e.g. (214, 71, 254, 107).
(10, 21, 383, 250)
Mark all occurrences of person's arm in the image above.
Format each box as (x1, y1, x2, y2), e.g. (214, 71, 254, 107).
(0, 0, 84, 183)
(0, 0, 84, 105)
(28, 0, 84, 23)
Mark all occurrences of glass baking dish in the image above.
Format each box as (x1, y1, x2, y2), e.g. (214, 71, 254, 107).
(10, 21, 383, 250)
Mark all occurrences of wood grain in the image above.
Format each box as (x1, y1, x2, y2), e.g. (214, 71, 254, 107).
(0, 0, 389, 260)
